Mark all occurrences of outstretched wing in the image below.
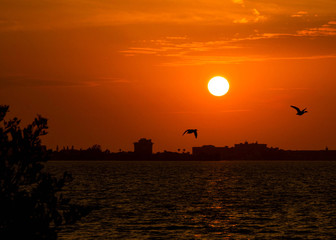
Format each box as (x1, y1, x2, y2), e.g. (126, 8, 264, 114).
(194, 130, 197, 138)
(290, 105, 300, 112)
(182, 130, 188, 135)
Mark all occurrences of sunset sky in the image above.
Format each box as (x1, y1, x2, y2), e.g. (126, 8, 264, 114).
(1, 0, 336, 152)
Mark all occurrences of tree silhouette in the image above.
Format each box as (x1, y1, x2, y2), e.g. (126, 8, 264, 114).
(0, 105, 91, 239)
(88, 144, 102, 152)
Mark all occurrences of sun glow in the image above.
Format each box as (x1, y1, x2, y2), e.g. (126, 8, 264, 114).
(208, 76, 230, 96)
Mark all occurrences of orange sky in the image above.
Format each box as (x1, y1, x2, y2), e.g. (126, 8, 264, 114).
(1, 0, 336, 152)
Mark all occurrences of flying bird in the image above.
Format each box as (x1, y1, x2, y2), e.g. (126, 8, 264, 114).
(183, 129, 198, 138)
(290, 105, 308, 115)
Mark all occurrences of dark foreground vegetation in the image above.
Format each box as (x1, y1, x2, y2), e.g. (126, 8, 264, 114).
(0, 106, 91, 239)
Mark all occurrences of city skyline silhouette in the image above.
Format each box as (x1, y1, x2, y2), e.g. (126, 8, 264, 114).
(51, 137, 336, 161)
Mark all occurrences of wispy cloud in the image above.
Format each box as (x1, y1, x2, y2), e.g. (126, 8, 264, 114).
(159, 54, 336, 66)
(1, 0, 336, 32)
(0, 76, 132, 88)
(232, 0, 245, 7)
(234, 8, 266, 23)
(233, 18, 249, 24)
(296, 22, 336, 36)
(291, 11, 308, 18)
(0, 0, 277, 31)
(0, 0, 245, 31)
(119, 16, 336, 66)
(0, 77, 88, 88)
(120, 37, 241, 57)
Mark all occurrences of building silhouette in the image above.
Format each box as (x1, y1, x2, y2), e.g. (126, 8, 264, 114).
(192, 145, 229, 160)
(234, 141, 267, 151)
(51, 139, 336, 161)
(134, 138, 153, 156)
(193, 141, 282, 160)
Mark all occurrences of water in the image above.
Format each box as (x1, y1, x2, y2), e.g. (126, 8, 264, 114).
(46, 161, 336, 239)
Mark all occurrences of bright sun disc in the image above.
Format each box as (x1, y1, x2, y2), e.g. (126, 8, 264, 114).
(208, 76, 230, 96)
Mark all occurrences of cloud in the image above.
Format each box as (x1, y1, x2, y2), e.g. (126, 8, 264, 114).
(296, 22, 336, 36)
(252, 8, 266, 22)
(232, 0, 245, 7)
(291, 11, 308, 18)
(120, 37, 241, 57)
(0, 0, 248, 31)
(0, 0, 335, 33)
(119, 25, 336, 66)
(166, 36, 188, 40)
(0, 76, 131, 88)
(234, 18, 249, 24)
(159, 54, 336, 66)
(233, 8, 266, 23)
(0, 77, 86, 88)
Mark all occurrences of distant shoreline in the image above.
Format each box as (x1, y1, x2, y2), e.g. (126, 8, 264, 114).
(51, 141, 336, 161)
(48, 159, 336, 162)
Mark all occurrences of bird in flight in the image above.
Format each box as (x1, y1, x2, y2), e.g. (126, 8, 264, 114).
(290, 105, 308, 116)
(183, 129, 198, 138)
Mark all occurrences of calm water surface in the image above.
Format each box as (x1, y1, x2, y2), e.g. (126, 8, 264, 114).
(46, 161, 336, 239)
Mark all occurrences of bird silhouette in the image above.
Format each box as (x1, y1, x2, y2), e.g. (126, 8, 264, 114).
(290, 105, 308, 115)
(183, 129, 198, 138)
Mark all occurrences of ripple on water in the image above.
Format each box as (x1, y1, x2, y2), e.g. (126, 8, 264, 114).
(45, 161, 336, 239)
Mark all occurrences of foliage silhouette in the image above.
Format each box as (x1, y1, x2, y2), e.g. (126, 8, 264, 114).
(0, 105, 91, 239)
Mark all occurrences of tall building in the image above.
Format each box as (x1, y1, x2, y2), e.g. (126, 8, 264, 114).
(134, 138, 153, 156)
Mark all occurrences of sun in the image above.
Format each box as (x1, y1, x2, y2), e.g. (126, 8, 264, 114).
(208, 76, 230, 96)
